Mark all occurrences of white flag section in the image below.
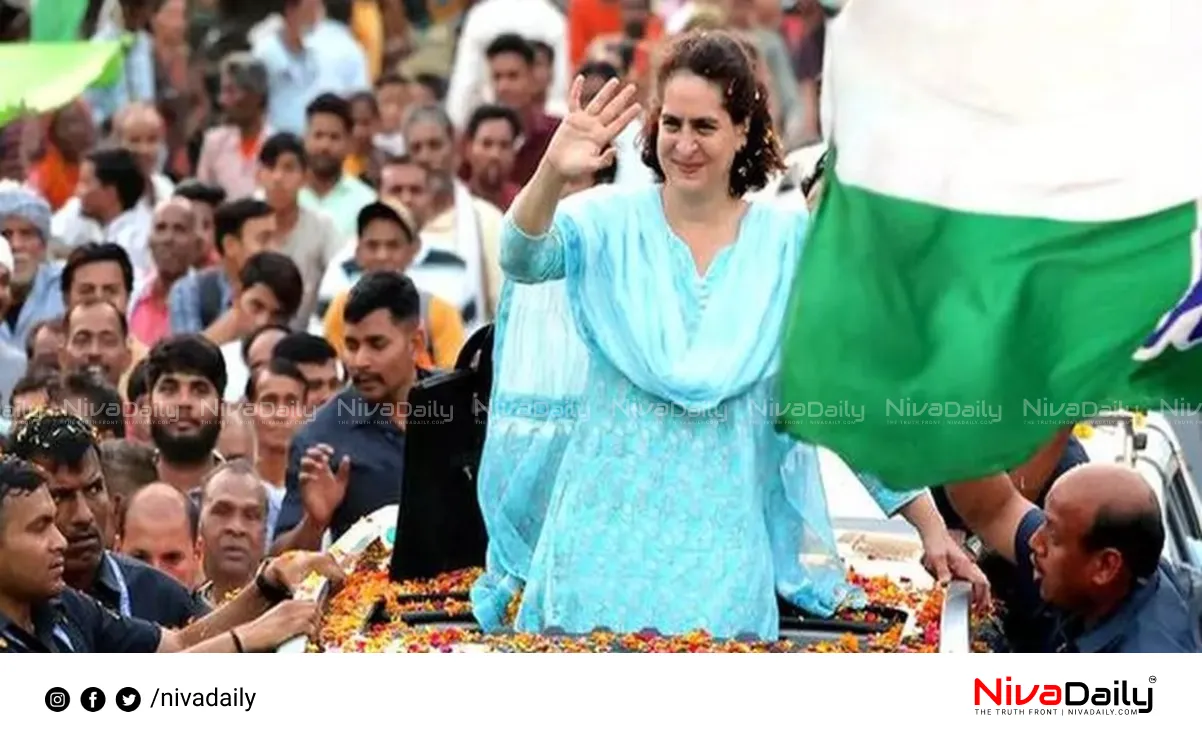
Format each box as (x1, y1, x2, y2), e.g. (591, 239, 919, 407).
(822, 0, 1202, 221)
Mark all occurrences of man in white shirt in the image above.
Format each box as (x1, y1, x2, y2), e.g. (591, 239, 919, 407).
(400, 106, 502, 328)
(74, 147, 154, 282)
(445, 0, 570, 133)
(251, 0, 371, 135)
(51, 104, 174, 253)
(220, 252, 304, 402)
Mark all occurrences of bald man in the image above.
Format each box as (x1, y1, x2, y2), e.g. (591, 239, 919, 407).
(116, 483, 203, 590)
(131, 198, 204, 347)
(113, 102, 172, 197)
(947, 461, 1200, 653)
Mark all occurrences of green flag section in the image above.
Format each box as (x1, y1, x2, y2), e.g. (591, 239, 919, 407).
(0, 42, 125, 127)
(777, 0, 1202, 489)
(31, 0, 90, 42)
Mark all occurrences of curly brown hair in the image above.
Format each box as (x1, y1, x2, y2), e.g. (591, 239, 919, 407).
(640, 31, 785, 197)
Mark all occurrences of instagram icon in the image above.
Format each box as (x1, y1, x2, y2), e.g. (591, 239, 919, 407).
(44, 687, 70, 712)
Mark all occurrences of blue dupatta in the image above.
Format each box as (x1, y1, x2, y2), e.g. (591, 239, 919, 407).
(472, 186, 919, 631)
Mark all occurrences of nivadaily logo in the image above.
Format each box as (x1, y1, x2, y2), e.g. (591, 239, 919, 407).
(974, 677, 1154, 716)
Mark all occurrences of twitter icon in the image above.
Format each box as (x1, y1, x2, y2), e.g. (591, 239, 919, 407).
(116, 687, 141, 712)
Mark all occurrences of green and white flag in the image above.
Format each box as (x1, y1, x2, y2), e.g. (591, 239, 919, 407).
(30, 0, 91, 42)
(0, 42, 125, 127)
(778, 0, 1202, 488)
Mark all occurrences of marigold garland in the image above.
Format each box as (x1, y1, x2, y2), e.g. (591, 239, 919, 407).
(310, 564, 1001, 653)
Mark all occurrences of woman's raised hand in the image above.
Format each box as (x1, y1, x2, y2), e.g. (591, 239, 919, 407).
(544, 76, 642, 180)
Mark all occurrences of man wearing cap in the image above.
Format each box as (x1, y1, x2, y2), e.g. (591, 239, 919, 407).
(322, 200, 464, 370)
(196, 53, 274, 200)
(0, 237, 29, 416)
(0, 182, 65, 352)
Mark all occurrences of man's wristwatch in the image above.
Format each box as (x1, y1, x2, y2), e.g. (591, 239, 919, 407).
(254, 562, 293, 605)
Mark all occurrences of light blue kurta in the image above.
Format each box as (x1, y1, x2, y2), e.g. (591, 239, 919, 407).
(471, 185, 918, 639)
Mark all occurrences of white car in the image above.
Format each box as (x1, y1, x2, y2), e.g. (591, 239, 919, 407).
(817, 410, 1202, 653)
(1075, 412, 1202, 568)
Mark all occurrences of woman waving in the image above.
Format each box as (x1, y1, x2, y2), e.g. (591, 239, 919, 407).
(473, 31, 980, 639)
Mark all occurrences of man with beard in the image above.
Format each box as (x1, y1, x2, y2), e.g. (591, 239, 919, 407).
(271, 272, 422, 555)
(196, 460, 270, 607)
(130, 198, 207, 348)
(0, 183, 63, 351)
(271, 332, 343, 411)
(59, 301, 134, 392)
(0, 452, 342, 653)
(401, 105, 503, 328)
(297, 94, 376, 242)
(147, 335, 227, 495)
(483, 34, 561, 186)
(462, 105, 521, 210)
(6, 409, 204, 627)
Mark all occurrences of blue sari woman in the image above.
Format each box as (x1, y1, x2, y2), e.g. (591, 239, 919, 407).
(472, 31, 974, 639)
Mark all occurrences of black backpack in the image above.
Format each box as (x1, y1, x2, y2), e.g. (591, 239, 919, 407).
(388, 323, 495, 581)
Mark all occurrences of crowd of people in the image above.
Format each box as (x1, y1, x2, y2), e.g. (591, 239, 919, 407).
(0, 0, 1196, 654)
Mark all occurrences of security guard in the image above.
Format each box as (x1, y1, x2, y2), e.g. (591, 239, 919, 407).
(6, 409, 206, 627)
(0, 454, 339, 653)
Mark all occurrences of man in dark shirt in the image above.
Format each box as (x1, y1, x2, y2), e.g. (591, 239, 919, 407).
(271, 272, 422, 554)
(931, 433, 1090, 535)
(931, 430, 1089, 649)
(484, 33, 561, 186)
(946, 463, 1200, 652)
(6, 408, 205, 627)
(0, 453, 340, 653)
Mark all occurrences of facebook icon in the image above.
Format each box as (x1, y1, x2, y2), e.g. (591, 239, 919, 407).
(80, 687, 106, 712)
